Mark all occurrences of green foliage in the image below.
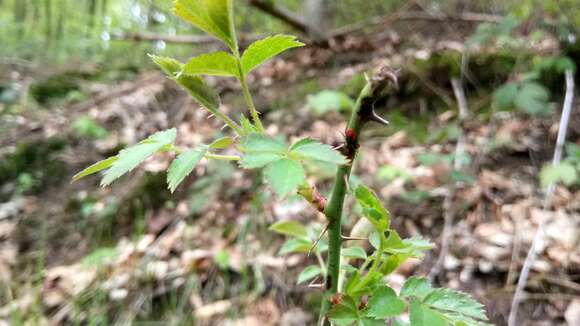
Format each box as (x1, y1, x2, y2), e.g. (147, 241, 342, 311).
(73, 2, 490, 325)
(167, 147, 208, 193)
(241, 34, 305, 74)
(540, 143, 580, 188)
(81, 247, 118, 267)
(269, 220, 308, 239)
(354, 185, 390, 231)
(174, 0, 236, 50)
(239, 134, 346, 196)
(73, 117, 108, 140)
(307, 90, 354, 115)
(297, 265, 322, 284)
(183, 52, 239, 77)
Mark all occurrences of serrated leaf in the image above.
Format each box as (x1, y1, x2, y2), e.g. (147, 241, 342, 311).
(401, 277, 434, 300)
(269, 220, 308, 238)
(297, 265, 322, 284)
(149, 54, 183, 77)
(279, 238, 312, 255)
(174, 0, 236, 50)
(264, 158, 306, 197)
(423, 288, 488, 321)
(183, 52, 239, 77)
(365, 285, 406, 319)
(289, 138, 317, 151)
(354, 185, 390, 231)
(515, 82, 550, 115)
(291, 141, 348, 165)
(101, 129, 177, 186)
(241, 133, 287, 152)
(341, 246, 367, 260)
(409, 299, 448, 326)
(540, 163, 578, 188)
(328, 296, 360, 326)
(209, 136, 234, 149)
(167, 146, 208, 193)
(241, 34, 305, 74)
(493, 82, 518, 110)
(73, 156, 118, 182)
(175, 74, 221, 113)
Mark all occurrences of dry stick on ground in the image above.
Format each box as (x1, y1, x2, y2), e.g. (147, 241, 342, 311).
(428, 78, 469, 281)
(508, 69, 576, 326)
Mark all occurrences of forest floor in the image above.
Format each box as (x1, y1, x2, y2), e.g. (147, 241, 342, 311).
(1, 17, 579, 326)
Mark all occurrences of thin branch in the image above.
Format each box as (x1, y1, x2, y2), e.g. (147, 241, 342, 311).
(508, 69, 575, 326)
(429, 77, 469, 281)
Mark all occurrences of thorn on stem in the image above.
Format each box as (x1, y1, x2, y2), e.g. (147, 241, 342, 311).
(309, 223, 329, 256)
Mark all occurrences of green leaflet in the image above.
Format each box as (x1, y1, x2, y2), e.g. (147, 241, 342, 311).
(167, 146, 208, 193)
(540, 162, 578, 187)
(328, 296, 359, 326)
(149, 54, 182, 77)
(241, 34, 305, 74)
(264, 158, 306, 198)
(291, 140, 348, 165)
(279, 238, 312, 255)
(101, 129, 177, 186)
(173, 0, 236, 50)
(72, 156, 118, 182)
(183, 52, 239, 77)
(209, 136, 234, 149)
(354, 185, 390, 232)
(151, 55, 221, 115)
(297, 265, 322, 284)
(239, 134, 286, 168)
(514, 82, 550, 115)
(423, 288, 488, 321)
(365, 286, 406, 319)
(409, 299, 448, 326)
(269, 219, 308, 238)
(493, 82, 518, 110)
(401, 277, 434, 300)
(341, 246, 367, 260)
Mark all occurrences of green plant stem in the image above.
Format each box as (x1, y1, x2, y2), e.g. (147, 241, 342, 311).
(318, 83, 373, 325)
(318, 67, 396, 325)
(232, 48, 265, 133)
(239, 72, 265, 133)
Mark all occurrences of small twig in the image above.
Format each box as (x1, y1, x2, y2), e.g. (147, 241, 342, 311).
(429, 78, 469, 282)
(341, 235, 367, 241)
(508, 69, 575, 326)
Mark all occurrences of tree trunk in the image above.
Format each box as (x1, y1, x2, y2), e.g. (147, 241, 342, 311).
(303, 0, 335, 39)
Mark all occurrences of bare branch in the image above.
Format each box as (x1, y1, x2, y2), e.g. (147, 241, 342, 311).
(509, 69, 575, 326)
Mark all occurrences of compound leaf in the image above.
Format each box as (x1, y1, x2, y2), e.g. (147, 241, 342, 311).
(241, 34, 305, 74)
(167, 146, 208, 193)
(239, 134, 287, 169)
(328, 296, 360, 326)
(401, 277, 433, 300)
